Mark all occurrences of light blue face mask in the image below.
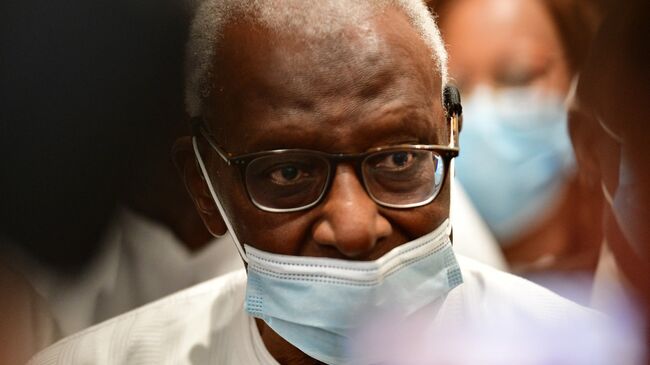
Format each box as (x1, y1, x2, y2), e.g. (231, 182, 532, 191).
(245, 220, 462, 365)
(455, 87, 575, 243)
(192, 137, 463, 365)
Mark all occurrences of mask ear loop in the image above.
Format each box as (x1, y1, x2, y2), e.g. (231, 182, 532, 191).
(601, 180, 615, 207)
(565, 74, 580, 110)
(598, 116, 623, 144)
(192, 136, 249, 263)
(596, 113, 623, 209)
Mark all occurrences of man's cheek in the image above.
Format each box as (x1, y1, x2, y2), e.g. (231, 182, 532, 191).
(382, 207, 443, 239)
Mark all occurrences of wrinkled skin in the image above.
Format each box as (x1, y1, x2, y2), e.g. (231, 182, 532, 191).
(174, 7, 450, 364)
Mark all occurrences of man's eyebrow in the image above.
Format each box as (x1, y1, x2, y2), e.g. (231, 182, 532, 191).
(358, 105, 443, 144)
(240, 107, 443, 153)
(239, 121, 325, 152)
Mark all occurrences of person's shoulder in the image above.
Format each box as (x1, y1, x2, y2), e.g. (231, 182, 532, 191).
(451, 255, 596, 322)
(28, 269, 248, 365)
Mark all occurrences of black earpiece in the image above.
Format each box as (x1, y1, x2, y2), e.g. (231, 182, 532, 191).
(443, 85, 463, 131)
(443, 85, 463, 148)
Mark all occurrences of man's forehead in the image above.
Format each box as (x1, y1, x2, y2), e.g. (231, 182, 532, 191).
(211, 8, 437, 98)
(205, 7, 443, 152)
(214, 22, 378, 102)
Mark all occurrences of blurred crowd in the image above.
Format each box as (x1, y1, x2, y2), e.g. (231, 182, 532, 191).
(0, 0, 648, 364)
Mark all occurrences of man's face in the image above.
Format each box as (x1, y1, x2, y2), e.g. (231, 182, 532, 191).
(191, 8, 448, 260)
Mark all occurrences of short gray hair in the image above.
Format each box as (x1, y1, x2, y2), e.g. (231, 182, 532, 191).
(185, 0, 448, 117)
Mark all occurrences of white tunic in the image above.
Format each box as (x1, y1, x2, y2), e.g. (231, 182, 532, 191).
(29, 256, 604, 365)
(451, 180, 507, 270)
(21, 207, 243, 336)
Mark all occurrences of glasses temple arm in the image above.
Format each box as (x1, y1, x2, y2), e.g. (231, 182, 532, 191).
(191, 117, 233, 165)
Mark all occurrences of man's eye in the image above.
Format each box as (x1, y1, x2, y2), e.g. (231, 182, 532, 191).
(269, 165, 307, 184)
(376, 151, 416, 170)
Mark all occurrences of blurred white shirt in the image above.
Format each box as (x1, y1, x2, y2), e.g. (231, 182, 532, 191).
(451, 180, 507, 270)
(29, 256, 609, 365)
(23, 207, 243, 336)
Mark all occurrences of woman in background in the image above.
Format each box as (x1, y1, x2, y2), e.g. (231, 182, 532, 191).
(429, 0, 602, 278)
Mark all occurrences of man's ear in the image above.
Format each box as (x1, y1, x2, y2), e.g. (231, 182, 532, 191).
(172, 136, 228, 237)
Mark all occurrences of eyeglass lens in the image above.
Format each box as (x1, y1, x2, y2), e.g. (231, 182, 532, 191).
(245, 149, 445, 211)
(363, 150, 444, 207)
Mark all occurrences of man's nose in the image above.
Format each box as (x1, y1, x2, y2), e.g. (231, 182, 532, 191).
(312, 164, 392, 258)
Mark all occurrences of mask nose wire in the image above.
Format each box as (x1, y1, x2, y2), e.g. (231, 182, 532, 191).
(193, 136, 249, 263)
(564, 74, 580, 109)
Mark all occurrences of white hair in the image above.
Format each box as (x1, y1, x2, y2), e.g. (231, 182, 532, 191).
(185, 0, 448, 117)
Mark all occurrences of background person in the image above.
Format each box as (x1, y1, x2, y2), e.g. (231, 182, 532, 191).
(0, 258, 59, 365)
(569, 0, 650, 358)
(0, 0, 241, 338)
(428, 0, 603, 280)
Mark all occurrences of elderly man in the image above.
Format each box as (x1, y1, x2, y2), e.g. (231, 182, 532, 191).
(29, 1, 592, 364)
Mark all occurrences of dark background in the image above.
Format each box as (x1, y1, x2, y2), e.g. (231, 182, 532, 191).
(0, 0, 189, 274)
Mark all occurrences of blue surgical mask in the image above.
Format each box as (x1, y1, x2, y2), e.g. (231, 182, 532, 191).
(455, 87, 575, 243)
(245, 219, 461, 365)
(192, 137, 463, 365)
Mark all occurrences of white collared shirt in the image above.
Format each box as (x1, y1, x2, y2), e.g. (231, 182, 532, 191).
(29, 256, 609, 365)
(22, 207, 243, 336)
(451, 180, 507, 270)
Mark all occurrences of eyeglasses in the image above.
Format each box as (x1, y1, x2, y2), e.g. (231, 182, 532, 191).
(192, 122, 459, 212)
(193, 85, 462, 213)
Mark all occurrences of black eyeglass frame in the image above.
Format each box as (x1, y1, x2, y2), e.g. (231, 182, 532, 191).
(192, 85, 463, 213)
